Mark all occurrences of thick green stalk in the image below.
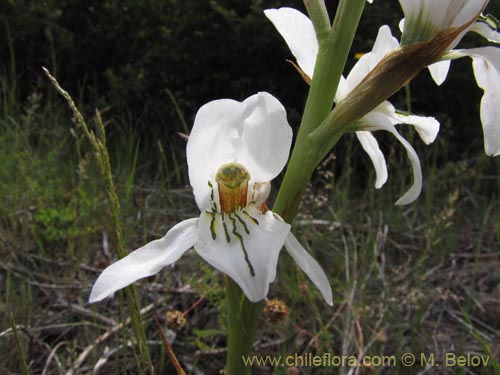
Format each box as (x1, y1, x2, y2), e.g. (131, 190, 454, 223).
(225, 277, 263, 375)
(273, 0, 366, 221)
(224, 2, 366, 373)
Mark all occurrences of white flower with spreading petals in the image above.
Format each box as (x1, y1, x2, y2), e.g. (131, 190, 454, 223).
(89, 92, 333, 305)
(265, 8, 439, 204)
(399, 0, 500, 156)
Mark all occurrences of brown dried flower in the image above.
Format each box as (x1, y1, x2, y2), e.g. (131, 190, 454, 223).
(166, 310, 186, 331)
(263, 298, 290, 324)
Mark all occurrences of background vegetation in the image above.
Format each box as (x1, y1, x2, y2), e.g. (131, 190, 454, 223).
(1, 0, 499, 374)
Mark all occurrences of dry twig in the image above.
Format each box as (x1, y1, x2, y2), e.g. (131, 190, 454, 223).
(65, 297, 165, 375)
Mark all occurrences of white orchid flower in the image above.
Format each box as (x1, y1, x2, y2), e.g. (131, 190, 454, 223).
(399, 0, 500, 156)
(265, 8, 439, 204)
(89, 92, 333, 306)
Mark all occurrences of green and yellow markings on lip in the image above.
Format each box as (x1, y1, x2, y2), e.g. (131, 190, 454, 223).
(212, 162, 257, 276)
(215, 162, 250, 213)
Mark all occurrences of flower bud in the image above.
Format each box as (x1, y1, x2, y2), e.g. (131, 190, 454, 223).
(400, 0, 487, 46)
(323, 25, 470, 135)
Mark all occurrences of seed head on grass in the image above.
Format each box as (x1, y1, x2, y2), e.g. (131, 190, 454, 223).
(42, 67, 153, 372)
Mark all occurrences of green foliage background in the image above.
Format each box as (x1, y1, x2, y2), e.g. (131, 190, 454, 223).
(2, 0, 496, 165)
(0, 0, 483, 142)
(2, 0, 301, 134)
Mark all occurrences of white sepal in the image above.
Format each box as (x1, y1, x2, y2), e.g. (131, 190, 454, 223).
(89, 218, 199, 303)
(467, 47, 500, 156)
(264, 7, 318, 79)
(284, 232, 333, 306)
(356, 131, 388, 189)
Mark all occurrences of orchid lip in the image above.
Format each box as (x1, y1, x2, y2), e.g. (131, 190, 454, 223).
(205, 210, 257, 277)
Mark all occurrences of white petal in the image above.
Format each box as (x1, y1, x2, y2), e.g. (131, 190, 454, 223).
(398, 0, 420, 22)
(393, 113, 440, 144)
(390, 130, 423, 205)
(248, 181, 271, 207)
(238, 93, 293, 181)
(399, 0, 486, 47)
(361, 107, 424, 204)
(398, 0, 418, 19)
(355, 131, 388, 189)
(89, 218, 199, 303)
(470, 21, 500, 43)
(346, 25, 400, 91)
(187, 92, 292, 210)
(399, 0, 450, 31)
(449, 0, 487, 28)
(428, 60, 451, 86)
(335, 76, 350, 102)
(264, 8, 318, 78)
(284, 232, 333, 306)
(187, 98, 245, 210)
(195, 206, 290, 302)
(399, 18, 405, 33)
(466, 47, 500, 156)
(366, 101, 440, 144)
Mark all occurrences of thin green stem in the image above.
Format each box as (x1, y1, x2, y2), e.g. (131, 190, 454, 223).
(43, 68, 153, 373)
(304, 0, 331, 42)
(10, 313, 30, 375)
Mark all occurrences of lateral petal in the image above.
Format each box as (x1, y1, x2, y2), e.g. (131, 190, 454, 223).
(391, 131, 423, 205)
(361, 108, 424, 205)
(356, 131, 388, 189)
(470, 21, 500, 43)
(346, 25, 400, 90)
(428, 60, 451, 86)
(467, 47, 500, 156)
(284, 232, 333, 306)
(89, 218, 199, 303)
(393, 112, 440, 144)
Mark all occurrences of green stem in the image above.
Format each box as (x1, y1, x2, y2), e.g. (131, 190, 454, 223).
(10, 313, 30, 375)
(224, 1, 366, 372)
(304, 0, 331, 42)
(274, 0, 366, 221)
(225, 277, 263, 375)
